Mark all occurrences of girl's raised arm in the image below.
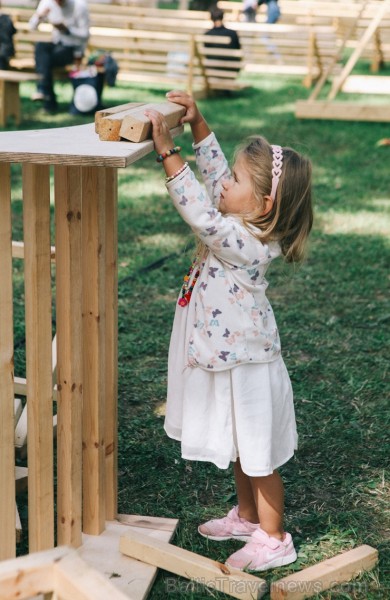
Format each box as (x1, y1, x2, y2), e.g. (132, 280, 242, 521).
(166, 90, 211, 144)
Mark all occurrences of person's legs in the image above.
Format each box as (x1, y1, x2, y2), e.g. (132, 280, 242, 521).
(226, 468, 296, 571)
(234, 458, 258, 522)
(34, 42, 75, 110)
(250, 470, 284, 539)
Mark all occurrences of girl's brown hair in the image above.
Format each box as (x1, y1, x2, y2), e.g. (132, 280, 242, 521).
(238, 136, 313, 263)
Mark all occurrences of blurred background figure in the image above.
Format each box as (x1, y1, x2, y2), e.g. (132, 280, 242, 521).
(0, 2, 16, 69)
(205, 6, 241, 51)
(242, 0, 257, 22)
(29, 0, 89, 113)
(259, 0, 281, 24)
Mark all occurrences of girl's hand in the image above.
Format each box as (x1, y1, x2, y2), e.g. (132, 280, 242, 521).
(145, 109, 175, 155)
(166, 90, 203, 127)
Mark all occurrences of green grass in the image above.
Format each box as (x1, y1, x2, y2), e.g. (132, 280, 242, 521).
(8, 73, 390, 599)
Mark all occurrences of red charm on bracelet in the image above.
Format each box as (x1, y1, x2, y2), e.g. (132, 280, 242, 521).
(178, 261, 200, 307)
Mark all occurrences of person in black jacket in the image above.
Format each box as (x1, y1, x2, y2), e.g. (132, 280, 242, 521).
(0, 8, 16, 70)
(205, 7, 241, 53)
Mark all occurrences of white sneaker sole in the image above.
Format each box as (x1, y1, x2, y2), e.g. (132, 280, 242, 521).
(226, 549, 297, 572)
(198, 528, 252, 543)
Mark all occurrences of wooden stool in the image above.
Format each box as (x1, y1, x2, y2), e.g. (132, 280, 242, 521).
(0, 70, 40, 127)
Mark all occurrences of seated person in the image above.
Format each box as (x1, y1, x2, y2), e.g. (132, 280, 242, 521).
(0, 8, 16, 70)
(205, 7, 241, 72)
(258, 0, 281, 24)
(29, 0, 89, 113)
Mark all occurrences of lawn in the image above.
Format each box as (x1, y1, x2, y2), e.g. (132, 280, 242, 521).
(7, 71, 390, 599)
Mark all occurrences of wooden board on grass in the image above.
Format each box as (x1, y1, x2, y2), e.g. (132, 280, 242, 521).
(270, 545, 378, 600)
(120, 527, 267, 600)
(78, 517, 178, 600)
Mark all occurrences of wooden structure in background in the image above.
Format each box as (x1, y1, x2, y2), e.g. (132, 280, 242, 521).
(0, 114, 180, 597)
(295, 0, 390, 122)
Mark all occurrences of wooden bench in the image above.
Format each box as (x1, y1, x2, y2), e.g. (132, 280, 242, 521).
(219, 0, 390, 71)
(87, 27, 246, 97)
(0, 69, 40, 127)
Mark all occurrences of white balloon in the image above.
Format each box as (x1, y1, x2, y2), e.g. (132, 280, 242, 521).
(73, 84, 98, 113)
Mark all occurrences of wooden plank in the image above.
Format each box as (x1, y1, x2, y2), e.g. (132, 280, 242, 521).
(79, 518, 178, 600)
(0, 162, 16, 560)
(54, 165, 83, 548)
(295, 100, 390, 122)
(270, 545, 378, 600)
(120, 528, 267, 600)
(95, 102, 146, 133)
(342, 74, 390, 94)
(23, 163, 54, 553)
(55, 550, 132, 600)
(0, 123, 184, 167)
(0, 546, 61, 599)
(97, 102, 186, 142)
(119, 103, 186, 142)
(81, 166, 106, 535)
(12, 240, 56, 260)
(329, 0, 390, 100)
(104, 168, 118, 521)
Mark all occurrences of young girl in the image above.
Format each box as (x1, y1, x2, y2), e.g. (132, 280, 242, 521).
(145, 91, 313, 572)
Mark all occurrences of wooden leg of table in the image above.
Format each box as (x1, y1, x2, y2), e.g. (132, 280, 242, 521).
(0, 81, 5, 127)
(0, 163, 16, 559)
(4, 81, 20, 125)
(82, 166, 106, 535)
(23, 164, 54, 552)
(104, 168, 118, 520)
(54, 165, 83, 548)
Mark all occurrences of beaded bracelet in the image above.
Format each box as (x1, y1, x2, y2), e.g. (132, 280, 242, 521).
(165, 162, 189, 183)
(156, 146, 181, 163)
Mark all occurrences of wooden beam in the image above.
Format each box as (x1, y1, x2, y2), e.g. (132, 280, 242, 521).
(0, 162, 16, 559)
(54, 550, 131, 600)
(81, 166, 106, 535)
(11, 240, 56, 261)
(329, 0, 390, 100)
(23, 163, 54, 553)
(120, 528, 267, 600)
(270, 545, 378, 600)
(54, 165, 83, 548)
(295, 100, 390, 122)
(104, 168, 118, 521)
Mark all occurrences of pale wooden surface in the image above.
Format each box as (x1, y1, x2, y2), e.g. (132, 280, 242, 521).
(23, 163, 55, 553)
(82, 167, 107, 536)
(104, 169, 119, 520)
(270, 545, 378, 600)
(0, 123, 184, 167)
(120, 528, 267, 600)
(79, 517, 178, 600)
(295, 100, 390, 121)
(0, 546, 132, 600)
(96, 102, 186, 142)
(0, 162, 16, 559)
(55, 165, 83, 548)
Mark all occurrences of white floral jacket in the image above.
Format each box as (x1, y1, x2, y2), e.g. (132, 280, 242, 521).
(166, 132, 282, 371)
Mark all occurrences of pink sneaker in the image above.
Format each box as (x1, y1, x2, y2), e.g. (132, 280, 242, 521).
(198, 506, 259, 542)
(225, 527, 297, 571)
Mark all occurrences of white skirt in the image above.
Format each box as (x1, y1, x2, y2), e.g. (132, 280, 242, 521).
(164, 300, 298, 477)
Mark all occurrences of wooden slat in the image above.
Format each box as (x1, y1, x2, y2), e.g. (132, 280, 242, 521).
(270, 545, 378, 600)
(120, 529, 267, 600)
(104, 168, 118, 521)
(54, 165, 83, 548)
(0, 162, 16, 559)
(81, 167, 106, 535)
(23, 163, 54, 553)
(295, 100, 390, 122)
